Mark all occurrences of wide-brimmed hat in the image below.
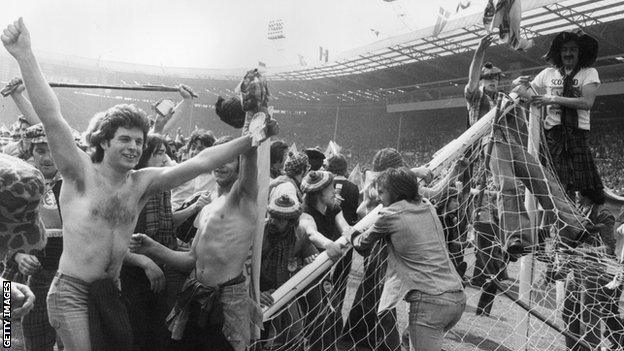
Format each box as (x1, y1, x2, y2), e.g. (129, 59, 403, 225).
(0, 154, 46, 256)
(268, 194, 302, 219)
(301, 170, 334, 194)
(543, 30, 599, 68)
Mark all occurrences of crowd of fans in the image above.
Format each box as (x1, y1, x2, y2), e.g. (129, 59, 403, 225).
(3, 103, 623, 196)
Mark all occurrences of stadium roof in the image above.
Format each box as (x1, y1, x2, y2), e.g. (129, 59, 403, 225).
(257, 0, 624, 106)
(268, 0, 624, 80)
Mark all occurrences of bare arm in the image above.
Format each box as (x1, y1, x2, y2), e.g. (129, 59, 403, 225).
(141, 135, 254, 195)
(466, 35, 494, 94)
(551, 83, 599, 110)
(1, 19, 89, 181)
(334, 211, 351, 235)
(300, 212, 334, 249)
(9, 81, 38, 125)
(152, 85, 195, 134)
(232, 147, 258, 201)
(129, 233, 196, 272)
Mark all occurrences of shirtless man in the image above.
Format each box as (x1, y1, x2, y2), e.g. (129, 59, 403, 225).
(130, 133, 267, 350)
(2, 18, 275, 350)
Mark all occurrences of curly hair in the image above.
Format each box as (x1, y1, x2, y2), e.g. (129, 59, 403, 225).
(84, 104, 150, 163)
(188, 129, 216, 149)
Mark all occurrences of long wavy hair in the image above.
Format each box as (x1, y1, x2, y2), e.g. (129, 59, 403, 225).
(375, 167, 421, 204)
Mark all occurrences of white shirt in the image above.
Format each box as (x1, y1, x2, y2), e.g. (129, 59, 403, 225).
(171, 172, 217, 210)
(531, 67, 600, 130)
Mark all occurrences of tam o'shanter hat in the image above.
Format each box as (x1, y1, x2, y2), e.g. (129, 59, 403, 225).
(301, 170, 334, 194)
(544, 29, 599, 68)
(268, 194, 302, 219)
(24, 123, 47, 144)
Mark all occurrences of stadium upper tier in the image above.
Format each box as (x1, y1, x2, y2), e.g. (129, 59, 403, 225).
(0, 0, 623, 107)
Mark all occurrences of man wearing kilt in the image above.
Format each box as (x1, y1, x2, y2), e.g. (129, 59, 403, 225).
(516, 30, 603, 196)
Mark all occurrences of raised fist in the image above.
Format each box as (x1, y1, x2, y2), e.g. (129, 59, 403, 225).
(178, 84, 196, 99)
(1, 18, 32, 58)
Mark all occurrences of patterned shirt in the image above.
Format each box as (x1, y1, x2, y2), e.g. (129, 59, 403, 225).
(464, 85, 495, 128)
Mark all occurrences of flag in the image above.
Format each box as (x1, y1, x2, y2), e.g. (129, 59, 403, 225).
(456, 0, 471, 12)
(433, 6, 452, 37)
(319, 47, 329, 62)
(348, 163, 364, 190)
(370, 28, 380, 37)
(297, 54, 307, 67)
(325, 140, 341, 158)
(289, 142, 298, 154)
(258, 61, 267, 68)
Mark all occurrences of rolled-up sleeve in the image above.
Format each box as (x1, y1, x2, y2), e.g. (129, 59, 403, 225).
(352, 209, 397, 256)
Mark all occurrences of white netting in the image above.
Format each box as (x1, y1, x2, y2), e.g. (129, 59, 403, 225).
(252, 94, 623, 351)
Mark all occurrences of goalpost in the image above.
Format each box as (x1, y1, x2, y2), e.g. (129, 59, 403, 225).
(253, 93, 621, 351)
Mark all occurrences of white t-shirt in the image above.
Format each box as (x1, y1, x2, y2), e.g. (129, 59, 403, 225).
(531, 67, 600, 130)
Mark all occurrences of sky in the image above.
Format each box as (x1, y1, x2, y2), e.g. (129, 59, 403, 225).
(0, 0, 486, 70)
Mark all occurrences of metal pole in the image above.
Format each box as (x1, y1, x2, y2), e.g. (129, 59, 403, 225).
(396, 113, 403, 151)
(333, 106, 339, 141)
(517, 102, 541, 350)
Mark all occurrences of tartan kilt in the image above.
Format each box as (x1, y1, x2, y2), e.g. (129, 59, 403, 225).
(545, 126, 603, 194)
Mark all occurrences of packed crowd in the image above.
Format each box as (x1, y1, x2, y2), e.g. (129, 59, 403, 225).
(1, 16, 624, 351)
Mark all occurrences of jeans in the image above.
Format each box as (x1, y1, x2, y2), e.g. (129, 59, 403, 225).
(47, 273, 91, 351)
(489, 141, 584, 252)
(22, 268, 61, 351)
(221, 279, 262, 351)
(167, 277, 261, 351)
(405, 290, 466, 351)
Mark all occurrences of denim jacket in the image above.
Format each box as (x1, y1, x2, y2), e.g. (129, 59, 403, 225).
(353, 199, 463, 310)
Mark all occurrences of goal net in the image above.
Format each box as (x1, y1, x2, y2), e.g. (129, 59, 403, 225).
(251, 93, 623, 351)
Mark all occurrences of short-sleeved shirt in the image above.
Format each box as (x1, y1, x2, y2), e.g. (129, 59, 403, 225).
(531, 67, 600, 130)
(465, 85, 495, 128)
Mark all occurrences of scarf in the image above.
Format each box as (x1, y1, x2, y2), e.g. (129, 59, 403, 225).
(261, 225, 296, 291)
(559, 66, 581, 129)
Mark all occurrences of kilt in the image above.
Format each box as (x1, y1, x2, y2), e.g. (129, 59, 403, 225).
(545, 125, 603, 194)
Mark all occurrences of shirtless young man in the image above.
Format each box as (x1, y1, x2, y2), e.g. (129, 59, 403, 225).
(1, 18, 275, 350)
(130, 133, 268, 350)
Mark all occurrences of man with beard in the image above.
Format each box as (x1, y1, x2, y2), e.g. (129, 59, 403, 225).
(259, 194, 318, 350)
(516, 30, 603, 197)
(2, 18, 275, 350)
